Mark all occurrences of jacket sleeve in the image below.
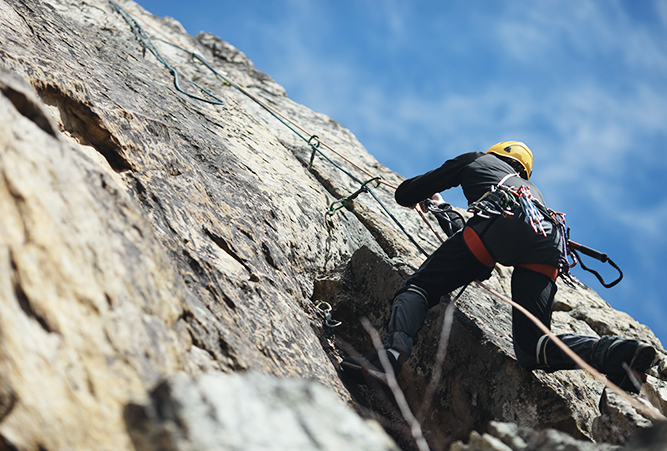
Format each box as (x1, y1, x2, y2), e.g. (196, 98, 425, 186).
(394, 152, 483, 207)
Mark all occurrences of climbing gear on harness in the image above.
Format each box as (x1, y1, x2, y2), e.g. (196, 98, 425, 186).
(328, 177, 382, 214)
(567, 240, 624, 288)
(466, 174, 623, 288)
(315, 301, 341, 328)
(516, 186, 547, 237)
(467, 172, 521, 219)
(547, 211, 575, 286)
(486, 141, 533, 179)
(468, 184, 519, 219)
(467, 175, 545, 237)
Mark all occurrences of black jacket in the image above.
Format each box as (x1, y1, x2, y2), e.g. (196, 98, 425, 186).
(395, 152, 547, 208)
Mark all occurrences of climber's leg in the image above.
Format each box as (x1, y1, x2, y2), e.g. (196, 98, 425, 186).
(511, 267, 656, 393)
(511, 266, 598, 371)
(341, 231, 489, 383)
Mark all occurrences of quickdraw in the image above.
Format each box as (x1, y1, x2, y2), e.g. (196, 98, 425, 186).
(307, 135, 321, 170)
(516, 186, 546, 237)
(328, 177, 382, 214)
(315, 301, 342, 328)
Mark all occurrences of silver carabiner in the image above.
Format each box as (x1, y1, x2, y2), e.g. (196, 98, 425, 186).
(315, 301, 342, 328)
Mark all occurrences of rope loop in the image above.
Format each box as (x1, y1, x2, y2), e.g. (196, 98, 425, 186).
(109, 0, 225, 106)
(568, 247, 623, 288)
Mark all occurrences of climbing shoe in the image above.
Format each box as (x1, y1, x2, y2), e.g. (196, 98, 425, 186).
(607, 369, 648, 394)
(591, 336, 656, 394)
(340, 348, 403, 385)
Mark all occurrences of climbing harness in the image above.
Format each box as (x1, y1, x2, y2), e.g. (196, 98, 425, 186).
(466, 174, 623, 289)
(328, 177, 382, 214)
(315, 302, 342, 328)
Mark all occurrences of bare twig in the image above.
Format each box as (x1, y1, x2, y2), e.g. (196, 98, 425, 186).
(361, 317, 431, 451)
(417, 302, 456, 423)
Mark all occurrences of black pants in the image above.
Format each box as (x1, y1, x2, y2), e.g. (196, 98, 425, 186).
(384, 222, 598, 372)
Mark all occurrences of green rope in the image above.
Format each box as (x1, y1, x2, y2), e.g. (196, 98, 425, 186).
(109, 2, 429, 258)
(108, 0, 224, 105)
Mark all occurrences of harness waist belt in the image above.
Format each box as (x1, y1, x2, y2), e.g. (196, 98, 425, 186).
(462, 228, 558, 281)
(518, 263, 558, 282)
(462, 227, 495, 267)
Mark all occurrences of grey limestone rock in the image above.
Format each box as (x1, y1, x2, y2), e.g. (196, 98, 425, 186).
(125, 371, 400, 451)
(0, 0, 666, 450)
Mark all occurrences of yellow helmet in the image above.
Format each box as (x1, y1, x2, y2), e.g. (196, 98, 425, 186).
(486, 141, 533, 180)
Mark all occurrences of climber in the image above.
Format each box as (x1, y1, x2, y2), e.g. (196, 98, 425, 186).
(341, 141, 656, 394)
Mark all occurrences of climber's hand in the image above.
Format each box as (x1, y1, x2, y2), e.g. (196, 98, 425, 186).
(418, 193, 445, 212)
(430, 193, 444, 204)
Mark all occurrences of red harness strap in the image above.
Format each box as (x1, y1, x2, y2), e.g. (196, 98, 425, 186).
(462, 227, 495, 267)
(518, 263, 558, 282)
(462, 228, 559, 282)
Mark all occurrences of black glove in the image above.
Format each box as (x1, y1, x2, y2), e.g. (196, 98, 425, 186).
(424, 199, 465, 236)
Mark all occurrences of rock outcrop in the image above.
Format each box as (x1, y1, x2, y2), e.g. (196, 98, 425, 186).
(125, 371, 400, 451)
(0, 0, 666, 450)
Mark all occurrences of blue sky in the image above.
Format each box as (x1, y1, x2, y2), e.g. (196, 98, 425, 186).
(132, 1, 667, 346)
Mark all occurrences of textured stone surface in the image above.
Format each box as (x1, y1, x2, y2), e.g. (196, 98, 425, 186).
(0, 0, 666, 450)
(592, 389, 654, 446)
(125, 371, 400, 451)
(450, 421, 620, 451)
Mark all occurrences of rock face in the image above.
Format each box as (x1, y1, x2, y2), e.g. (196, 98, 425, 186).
(0, 0, 666, 450)
(125, 371, 400, 451)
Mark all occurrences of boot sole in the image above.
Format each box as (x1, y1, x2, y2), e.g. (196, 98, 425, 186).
(630, 343, 656, 372)
(608, 343, 656, 394)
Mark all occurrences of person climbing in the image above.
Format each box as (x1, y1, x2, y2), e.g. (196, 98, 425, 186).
(341, 141, 656, 394)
